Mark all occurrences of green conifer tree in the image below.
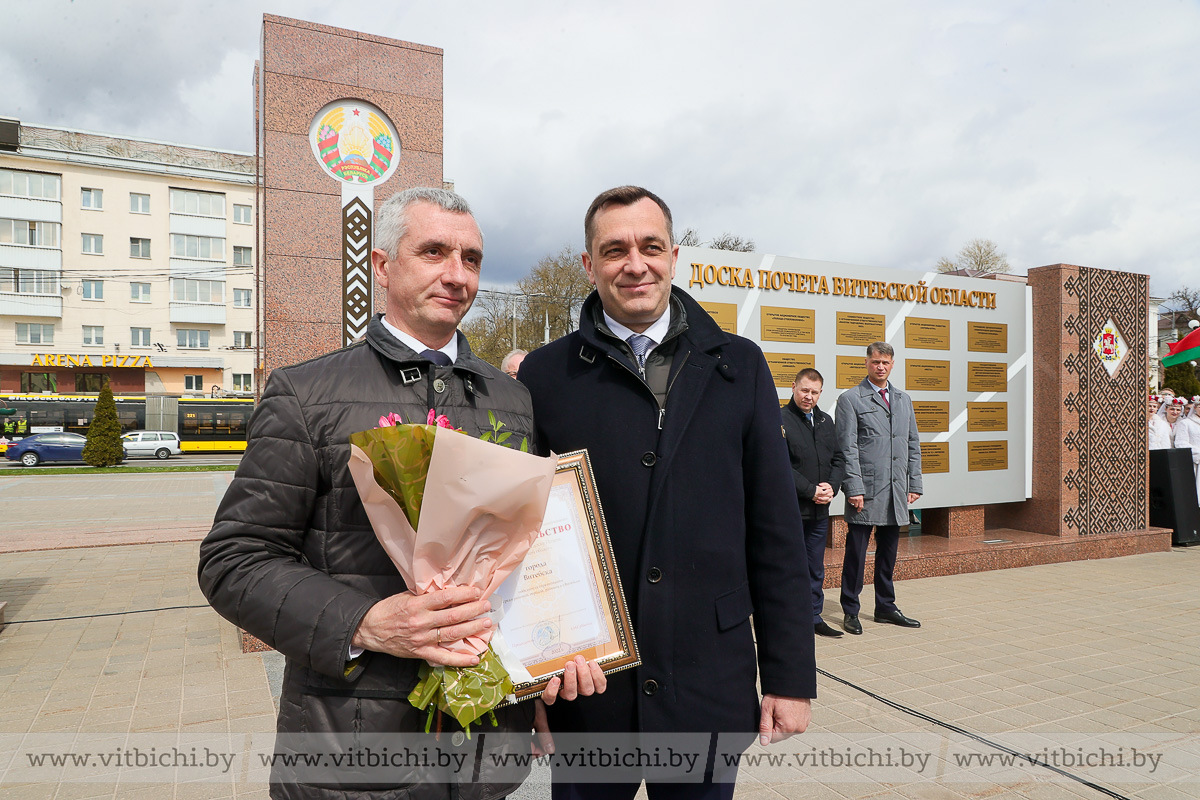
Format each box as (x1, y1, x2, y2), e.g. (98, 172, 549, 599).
(83, 379, 125, 467)
(1163, 363, 1200, 399)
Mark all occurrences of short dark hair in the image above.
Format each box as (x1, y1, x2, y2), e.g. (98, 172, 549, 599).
(793, 368, 824, 385)
(866, 341, 894, 358)
(583, 186, 674, 254)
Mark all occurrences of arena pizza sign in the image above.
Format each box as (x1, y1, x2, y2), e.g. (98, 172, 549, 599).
(30, 354, 155, 368)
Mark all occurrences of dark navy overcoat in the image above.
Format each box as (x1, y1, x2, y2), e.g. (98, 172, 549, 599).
(519, 287, 817, 739)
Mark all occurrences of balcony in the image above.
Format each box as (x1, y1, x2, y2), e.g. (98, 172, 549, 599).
(169, 301, 226, 325)
(0, 242, 62, 270)
(0, 292, 62, 318)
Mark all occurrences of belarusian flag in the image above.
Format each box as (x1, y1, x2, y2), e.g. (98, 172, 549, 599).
(1163, 327, 1200, 367)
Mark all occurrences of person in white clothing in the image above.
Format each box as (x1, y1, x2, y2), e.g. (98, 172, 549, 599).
(1170, 396, 1200, 502)
(1148, 395, 1172, 450)
(1163, 397, 1186, 445)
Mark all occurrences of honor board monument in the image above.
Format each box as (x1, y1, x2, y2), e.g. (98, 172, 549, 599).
(677, 253, 1170, 581)
(256, 14, 443, 376)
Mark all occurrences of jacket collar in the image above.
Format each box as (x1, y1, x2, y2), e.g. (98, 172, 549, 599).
(577, 285, 729, 357)
(786, 398, 823, 424)
(364, 314, 494, 378)
(858, 377, 893, 410)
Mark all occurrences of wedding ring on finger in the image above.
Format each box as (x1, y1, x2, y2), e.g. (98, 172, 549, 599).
(436, 628, 442, 644)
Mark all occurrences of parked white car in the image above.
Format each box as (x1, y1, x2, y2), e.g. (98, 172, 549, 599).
(122, 431, 183, 460)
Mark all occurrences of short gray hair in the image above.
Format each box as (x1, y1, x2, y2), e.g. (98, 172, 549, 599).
(866, 341, 894, 358)
(375, 187, 477, 260)
(501, 349, 528, 373)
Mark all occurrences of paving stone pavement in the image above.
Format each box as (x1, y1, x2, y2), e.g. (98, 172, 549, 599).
(0, 540, 1196, 799)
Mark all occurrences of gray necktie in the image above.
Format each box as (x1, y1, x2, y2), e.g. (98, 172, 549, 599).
(627, 334, 654, 369)
(805, 411, 813, 426)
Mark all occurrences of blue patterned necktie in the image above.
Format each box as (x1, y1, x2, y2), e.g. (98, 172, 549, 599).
(627, 334, 654, 369)
(420, 349, 451, 366)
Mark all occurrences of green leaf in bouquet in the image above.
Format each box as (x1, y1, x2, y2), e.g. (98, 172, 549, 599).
(348, 423, 438, 530)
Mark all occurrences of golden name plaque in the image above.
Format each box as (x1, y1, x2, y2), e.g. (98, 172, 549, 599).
(967, 362, 1008, 392)
(764, 352, 815, 388)
(697, 301, 737, 334)
(967, 402, 1008, 432)
(905, 359, 951, 392)
(760, 306, 815, 343)
(836, 355, 865, 389)
(921, 442, 950, 474)
(912, 401, 950, 433)
(968, 321, 1008, 353)
(967, 441, 1008, 472)
(836, 312, 886, 347)
(904, 317, 951, 350)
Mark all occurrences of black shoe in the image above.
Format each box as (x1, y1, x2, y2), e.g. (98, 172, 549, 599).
(874, 608, 921, 628)
(843, 614, 862, 635)
(814, 620, 844, 638)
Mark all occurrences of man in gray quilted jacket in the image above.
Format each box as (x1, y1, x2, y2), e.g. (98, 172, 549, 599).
(199, 188, 599, 799)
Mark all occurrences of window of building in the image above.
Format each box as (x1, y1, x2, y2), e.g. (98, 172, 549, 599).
(82, 233, 103, 254)
(130, 193, 150, 213)
(1, 268, 58, 294)
(82, 279, 104, 300)
(233, 204, 253, 224)
(20, 372, 57, 392)
(75, 373, 106, 392)
(170, 189, 226, 218)
(177, 329, 210, 349)
(131, 327, 151, 347)
(0, 169, 61, 200)
(233, 288, 252, 308)
(82, 325, 104, 345)
(171, 278, 224, 303)
(81, 188, 103, 210)
(170, 233, 225, 260)
(130, 282, 151, 302)
(233, 246, 253, 266)
(130, 237, 151, 258)
(16, 323, 54, 344)
(233, 373, 252, 392)
(233, 331, 252, 349)
(184, 374, 205, 391)
(0, 218, 61, 247)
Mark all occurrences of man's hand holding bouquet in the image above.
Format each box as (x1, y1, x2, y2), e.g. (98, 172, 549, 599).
(347, 408, 561, 735)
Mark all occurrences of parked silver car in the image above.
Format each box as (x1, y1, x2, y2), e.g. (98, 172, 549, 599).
(122, 431, 182, 460)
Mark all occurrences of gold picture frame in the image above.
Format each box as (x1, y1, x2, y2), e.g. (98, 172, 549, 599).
(496, 449, 640, 702)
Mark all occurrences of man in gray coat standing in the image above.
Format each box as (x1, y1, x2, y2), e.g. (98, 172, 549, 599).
(835, 341, 923, 635)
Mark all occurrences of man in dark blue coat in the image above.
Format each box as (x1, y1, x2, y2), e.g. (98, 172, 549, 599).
(781, 368, 845, 638)
(519, 186, 816, 799)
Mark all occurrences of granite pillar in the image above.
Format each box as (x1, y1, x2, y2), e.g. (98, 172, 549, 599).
(988, 265, 1149, 536)
(257, 14, 443, 375)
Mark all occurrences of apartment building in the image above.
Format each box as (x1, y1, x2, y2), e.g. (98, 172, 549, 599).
(0, 118, 258, 397)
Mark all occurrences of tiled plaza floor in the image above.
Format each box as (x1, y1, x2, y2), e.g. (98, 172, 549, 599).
(0, 538, 1196, 799)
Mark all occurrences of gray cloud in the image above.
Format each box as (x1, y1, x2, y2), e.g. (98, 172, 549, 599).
(3, 0, 1197, 296)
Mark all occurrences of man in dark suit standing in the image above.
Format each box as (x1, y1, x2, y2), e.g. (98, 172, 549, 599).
(781, 368, 845, 638)
(835, 341, 923, 635)
(519, 186, 815, 799)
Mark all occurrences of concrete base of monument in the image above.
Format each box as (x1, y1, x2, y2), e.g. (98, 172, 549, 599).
(821, 525, 1173, 588)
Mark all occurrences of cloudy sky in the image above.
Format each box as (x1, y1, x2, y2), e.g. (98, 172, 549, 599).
(4, 0, 1198, 298)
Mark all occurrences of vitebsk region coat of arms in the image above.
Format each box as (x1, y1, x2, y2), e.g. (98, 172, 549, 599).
(1092, 318, 1128, 378)
(310, 101, 398, 185)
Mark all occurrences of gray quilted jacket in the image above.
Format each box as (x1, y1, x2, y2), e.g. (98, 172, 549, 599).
(199, 315, 536, 800)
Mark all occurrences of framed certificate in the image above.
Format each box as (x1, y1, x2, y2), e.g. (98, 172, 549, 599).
(495, 450, 640, 701)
